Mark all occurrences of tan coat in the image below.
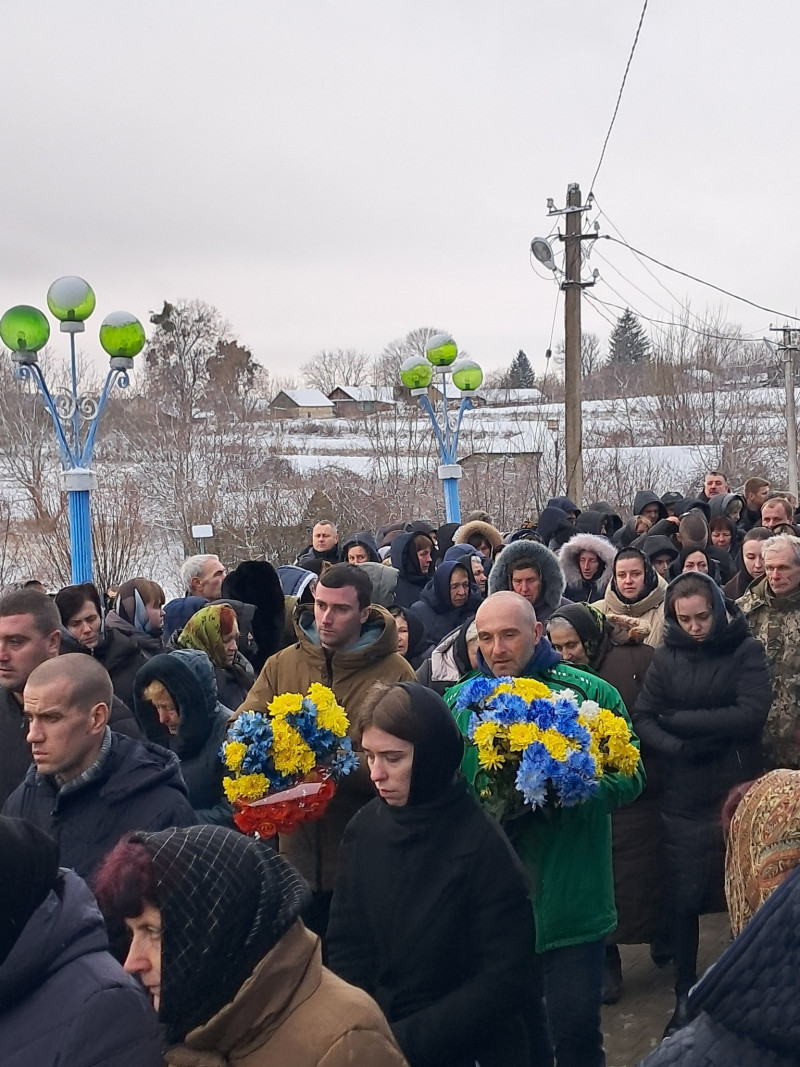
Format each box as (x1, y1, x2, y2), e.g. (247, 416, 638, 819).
(165, 921, 408, 1067)
(236, 604, 415, 890)
(595, 575, 668, 648)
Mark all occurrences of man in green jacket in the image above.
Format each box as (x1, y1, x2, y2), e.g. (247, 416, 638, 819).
(446, 591, 645, 1067)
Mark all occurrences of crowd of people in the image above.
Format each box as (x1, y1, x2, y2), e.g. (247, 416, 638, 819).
(3, 470, 800, 1065)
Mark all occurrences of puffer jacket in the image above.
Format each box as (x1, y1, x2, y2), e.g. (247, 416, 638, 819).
(640, 863, 800, 1066)
(411, 559, 482, 645)
(0, 869, 162, 1067)
(739, 577, 800, 768)
(415, 620, 474, 697)
(133, 649, 234, 826)
(488, 539, 568, 623)
(235, 604, 415, 891)
(559, 532, 616, 603)
(164, 921, 407, 1067)
(359, 561, 399, 608)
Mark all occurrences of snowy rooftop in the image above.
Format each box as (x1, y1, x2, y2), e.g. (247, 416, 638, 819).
(272, 389, 334, 408)
(331, 385, 396, 403)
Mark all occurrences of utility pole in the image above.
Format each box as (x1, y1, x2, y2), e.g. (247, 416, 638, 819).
(563, 184, 584, 505)
(771, 326, 799, 501)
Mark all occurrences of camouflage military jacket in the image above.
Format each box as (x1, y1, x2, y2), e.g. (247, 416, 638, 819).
(738, 578, 800, 768)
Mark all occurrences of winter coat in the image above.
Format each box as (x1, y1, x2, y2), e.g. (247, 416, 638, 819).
(559, 532, 616, 603)
(668, 546, 723, 586)
(574, 509, 606, 536)
(452, 519, 504, 553)
(393, 606, 435, 671)
(133, 649, 235, 826)
(415, 620, 474, 696)
(163, 596, 208, 641)
(72, 626, 149, 711)
(634, 582, 771, 914)
(410, 559, 482, 645)
(104, 610, 163, 658)
(587, 629, 664, 944)
(296, 543, 341, 568)
(340, 530, 381, 563)
(533, 506, 575, 550)
(640, 863, 800, 1067)
(632, 489, 668, 521)
(595, 574, 668, 647)
(547, 495, 581, 516)
(221, 562, 286, 673)
(359, 561, 399, 607)
(448, 644, 645, 952)
(277, 565, 316, 599)
(587, 501, 623, 536)
(0, 679, 140, 809)
(390, 532, 434, 609)
(236, 603, 415, 891)
(724, 567, 754, 600)
(328, 786, 535, 1067)
(2, 731, 197, 879)
(640, 534, 680, 567)
(489, 539, 568, 623)
(0, 868, 162, 1067)
(165, 920, 406, 1067)
(739, 577, 800, 769)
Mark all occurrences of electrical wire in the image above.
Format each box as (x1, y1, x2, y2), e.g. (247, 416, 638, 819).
(588, 0, 650, 196)
(601, 235, 800, 323)
(584, 290, 769, 344)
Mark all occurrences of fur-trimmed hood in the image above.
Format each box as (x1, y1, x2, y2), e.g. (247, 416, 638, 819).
(453, 519, 504, 552)
(558, 533, 616, 594)
(489, 539, 566, 621)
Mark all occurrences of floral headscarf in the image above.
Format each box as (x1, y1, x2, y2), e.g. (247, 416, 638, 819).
(177, 603, 236, 669)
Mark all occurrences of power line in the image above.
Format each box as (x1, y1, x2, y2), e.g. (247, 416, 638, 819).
(588, 0, 650, 195)
(602, 235, 800, 323)
(584, 291, 769, 344)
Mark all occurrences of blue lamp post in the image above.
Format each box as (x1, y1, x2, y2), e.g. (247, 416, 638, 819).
(399, 333, 484, 523)
(0, 278, 146, 584)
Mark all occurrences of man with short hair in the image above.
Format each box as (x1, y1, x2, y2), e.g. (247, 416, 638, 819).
(447, 592, 644, 1067)
(740, 534, 800, 769)
(180, 554, 227, 599)
(0, 590, 138, 806)
(237, 563, 414, 934)
(701, 471, 728, 501)
(741, 476, 771, 530)
(2, 654, 196, 878)
(297, 520, 341, 568)
(760, 494, 795, 531)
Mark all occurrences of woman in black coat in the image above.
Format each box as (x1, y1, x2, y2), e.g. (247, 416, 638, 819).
(327, 682, 543, 1067)
(633, 572, 771, 1037)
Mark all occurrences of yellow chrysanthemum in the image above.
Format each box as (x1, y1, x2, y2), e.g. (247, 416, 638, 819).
(271, 718, 316, 776)
(507, 722, 542, 752)
(478, 746, 506, 770)
(473, 721, 502, 750)
(307, 683, 336, 712)
(268, 692, 304, 719)
(510, 678, 553, 702)
(223, 741, 246, 771)
(223, 773, 268, 803)
(493, 682, 515, 696)
(317, 702, 349, 738)
(540, 728, 570, 762)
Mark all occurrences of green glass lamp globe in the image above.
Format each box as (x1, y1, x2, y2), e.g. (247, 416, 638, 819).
(452, 359, 484, 392)
(400, 355, 434, 390)
(0, 305, 51, 353)
(99, 311, 146, 358)
(46, 276, 96, 322)
(425, 332, 458, 367)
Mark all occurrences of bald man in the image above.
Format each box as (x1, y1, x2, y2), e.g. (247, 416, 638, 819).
(446, 591, 645, 1067)
(3, 654, 195, 879)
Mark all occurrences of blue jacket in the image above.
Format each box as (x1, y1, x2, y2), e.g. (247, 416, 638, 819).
(133, 649, 234, 826)
(0, 868, 162, 1067)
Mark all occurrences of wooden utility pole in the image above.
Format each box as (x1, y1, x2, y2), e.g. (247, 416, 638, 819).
(563, 183, 584, 505)
(783, 327, 798, 502)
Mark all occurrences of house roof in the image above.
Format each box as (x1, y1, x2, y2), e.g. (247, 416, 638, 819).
(271, 389, 334, 408)
(330, 385, 396, 403)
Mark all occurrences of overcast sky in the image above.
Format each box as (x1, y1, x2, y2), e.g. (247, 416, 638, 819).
(1, 1, 796, 381)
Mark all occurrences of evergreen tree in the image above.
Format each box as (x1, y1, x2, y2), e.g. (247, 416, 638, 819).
(505, 349, 536, 388)
(608, 309, 650, 364)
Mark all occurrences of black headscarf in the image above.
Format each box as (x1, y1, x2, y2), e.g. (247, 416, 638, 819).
(610, 547, 659, 604)
(132, 825, 310, 1043)
(548, 602, 609, 666)
(397, 683, 464, 806)
(0, 817, 60, 966)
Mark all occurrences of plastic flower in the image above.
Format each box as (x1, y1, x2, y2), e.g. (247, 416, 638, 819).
(268, 693, 304, 719)
(223, 740, 246, 771)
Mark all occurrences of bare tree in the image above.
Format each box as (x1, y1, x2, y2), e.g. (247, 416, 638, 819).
(300, 349, 370, 394)
(372, 327, 446, 389)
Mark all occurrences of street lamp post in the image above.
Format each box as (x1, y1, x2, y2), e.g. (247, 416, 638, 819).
(399, 333, 483, 523)
(0, 277, 146, 584)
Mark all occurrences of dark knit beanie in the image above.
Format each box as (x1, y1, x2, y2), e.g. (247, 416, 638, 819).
(0, 817, 60, 965)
